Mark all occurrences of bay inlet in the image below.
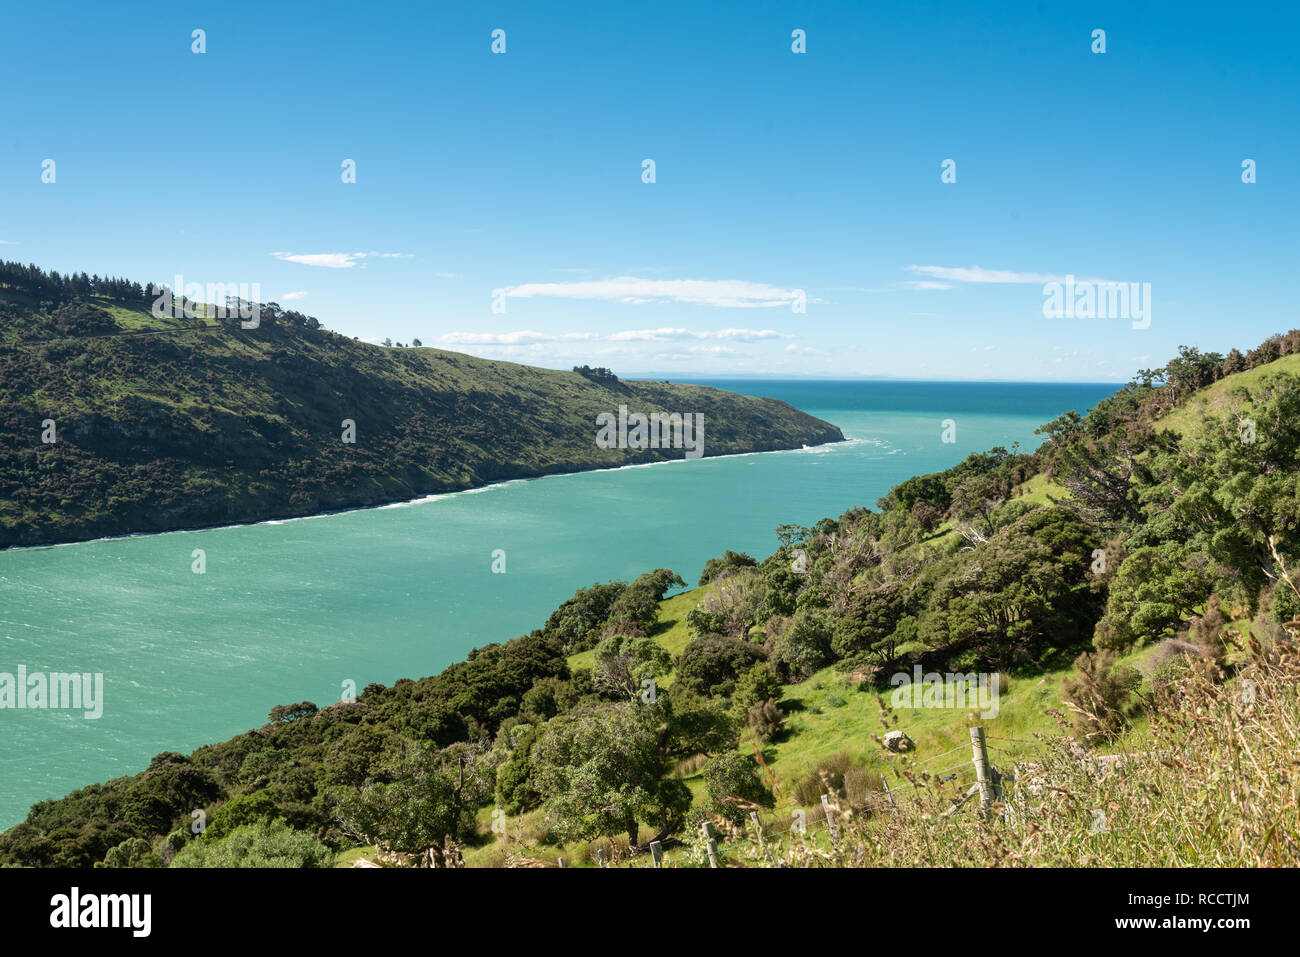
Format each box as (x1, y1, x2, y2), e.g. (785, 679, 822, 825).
(0, 379, 1114, 829)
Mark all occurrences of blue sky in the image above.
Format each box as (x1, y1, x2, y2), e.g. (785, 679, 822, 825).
(1, 0, 1295, 381)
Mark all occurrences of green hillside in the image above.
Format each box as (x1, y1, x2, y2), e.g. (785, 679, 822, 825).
(1154, 352, 1300, 435)
(0, 267, 842, 548)
(5, 331, 1300, 869)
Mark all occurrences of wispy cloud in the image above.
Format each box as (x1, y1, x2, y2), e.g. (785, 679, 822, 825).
(281, 291, 308, 301)
(680, 345, 738, 355)
(906, 264, 1117, 285)
(439, 331, 597, 345)
(715, 328, 789, 341)
(650, 348, 739, 361)
(502, 276, 805, 309)
(441, 327, 790, 346)
(271, 251, 413, 269)
(607, 327, 707, 342)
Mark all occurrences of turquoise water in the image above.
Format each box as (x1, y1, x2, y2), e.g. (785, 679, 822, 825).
(0, 379, 1113, 828)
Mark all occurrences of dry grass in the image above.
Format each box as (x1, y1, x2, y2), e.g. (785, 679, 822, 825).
(716, 638, 1300, 867)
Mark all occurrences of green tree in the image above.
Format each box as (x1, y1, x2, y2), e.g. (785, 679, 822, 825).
(98, 837, 160, 868)
(949, 473, 1009, 539)
(604, 569, 686, 637)
(686, 568, 766, 639)
(698, 549, 759, 586)
(675, 634, 766, 698)
(495, 724, 543, 815)
(120, 753, 223, 836)
(1096, 543, 1213, 651)
(268, 701, 318, 725)
(1142, 375, 1300, 617)
(703, 751, 774, 825)
(533, 703, 691, 847)
(919, 507, 1101, 668)
(591, 633, 671, 699)
(542, 581, 630, 653)
(775, 608, 834, 680)
(335, 741, 491, 858)
(202, 789, 279, 841)
(730, 662, 783, 718)
(170, 821, 332, 868)
(831, 581, 904, 661)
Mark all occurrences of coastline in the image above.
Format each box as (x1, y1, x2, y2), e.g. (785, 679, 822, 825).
(1, 432, 847, 553)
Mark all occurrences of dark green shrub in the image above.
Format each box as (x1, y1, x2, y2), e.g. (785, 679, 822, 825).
(747, 699, 784, 743)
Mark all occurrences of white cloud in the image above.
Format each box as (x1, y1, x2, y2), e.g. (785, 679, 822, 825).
(439, 331, 597, 345)
(442, 327, 791, 346)
(607, 328, 707, 342)
(502, 276, 805, 309)
(714, 328, 789, 341)
(906, 265, 1119, 285)
(681, 345, 737, 355)
(281, 291, 308, 301)
(272, 253, 354, 268)
(271, 251, 413, 269)
(902, 280, 953, 290)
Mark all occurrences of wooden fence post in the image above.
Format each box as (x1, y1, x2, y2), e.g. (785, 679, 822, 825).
(749, 811, 777, 866)
(881, 774, 899, 817)
(649, 840, 663, 868)
(821, 794, 840, 848)
(970, 726, 996, 817)
(702, 821, 720, 868)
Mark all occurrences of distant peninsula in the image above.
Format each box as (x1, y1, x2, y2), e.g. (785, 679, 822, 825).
(0, 263, 843, 548)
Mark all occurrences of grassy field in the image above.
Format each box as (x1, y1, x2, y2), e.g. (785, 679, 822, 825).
(566, 586, 702, 676)
(445, 576, 1182, 868)
(1154, 353, 1300, 436)
(1014, 471, 1069, 506)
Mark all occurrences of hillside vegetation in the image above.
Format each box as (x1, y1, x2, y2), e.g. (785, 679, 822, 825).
(5, 326, 1300, 869)
(0, 262, 842, 547)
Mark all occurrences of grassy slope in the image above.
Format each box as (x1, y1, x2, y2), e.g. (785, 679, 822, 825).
(1154, 353, 1300, 435)
(0, 292, 843, 547)
(481, 362, 1292, 865)
(475, 577, 1167, 867)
